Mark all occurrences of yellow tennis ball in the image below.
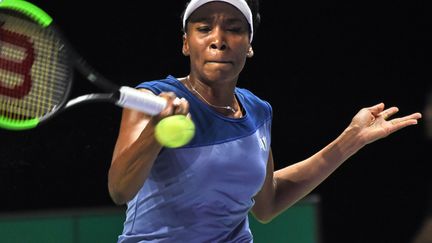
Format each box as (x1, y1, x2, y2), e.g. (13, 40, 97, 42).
(155, 115, 195, 148)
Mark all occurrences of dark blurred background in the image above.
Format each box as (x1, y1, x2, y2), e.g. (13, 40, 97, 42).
(1, 1, 431, 243)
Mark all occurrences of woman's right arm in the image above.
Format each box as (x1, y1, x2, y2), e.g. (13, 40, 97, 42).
(108, 90, 189, 205)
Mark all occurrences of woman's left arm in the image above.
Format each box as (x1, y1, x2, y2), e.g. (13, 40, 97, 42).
(252, 103, 421, 223)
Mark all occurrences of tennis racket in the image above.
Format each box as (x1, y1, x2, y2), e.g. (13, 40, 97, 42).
(0, 0, 170, 131)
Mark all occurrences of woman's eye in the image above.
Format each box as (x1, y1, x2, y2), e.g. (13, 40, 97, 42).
(197, 26, 211, 32)
(227, 27, 242, 33)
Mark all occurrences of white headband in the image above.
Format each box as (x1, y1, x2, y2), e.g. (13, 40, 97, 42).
(182, 0, 254, 42)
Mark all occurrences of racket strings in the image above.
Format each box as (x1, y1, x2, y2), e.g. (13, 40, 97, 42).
(0, 12, 71, 123)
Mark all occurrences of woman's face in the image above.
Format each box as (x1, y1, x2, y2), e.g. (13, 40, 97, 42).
(183, 2, 251, 83)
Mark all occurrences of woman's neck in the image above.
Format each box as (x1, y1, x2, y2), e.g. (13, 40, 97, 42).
(182, 75, 243, 118)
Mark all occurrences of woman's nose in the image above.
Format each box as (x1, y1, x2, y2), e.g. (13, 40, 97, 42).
(209, 28, 227, 51)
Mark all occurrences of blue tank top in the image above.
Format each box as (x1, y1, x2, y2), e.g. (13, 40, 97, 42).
(118, 75, 272, 243)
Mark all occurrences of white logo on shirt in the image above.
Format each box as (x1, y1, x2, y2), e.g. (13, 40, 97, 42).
(259, 136, 267, 151)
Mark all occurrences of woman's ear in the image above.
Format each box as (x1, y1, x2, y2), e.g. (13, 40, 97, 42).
(182, 34, 190, 56)
(247, 46, 254, 58)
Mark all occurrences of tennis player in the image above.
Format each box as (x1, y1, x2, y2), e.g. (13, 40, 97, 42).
(108, 0, 422, 242)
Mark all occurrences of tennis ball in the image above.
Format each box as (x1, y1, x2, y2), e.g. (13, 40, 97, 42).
(155, 115, 195, 148)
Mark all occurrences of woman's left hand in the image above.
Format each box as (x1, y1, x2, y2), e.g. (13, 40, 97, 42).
(349, 102, 422, 145)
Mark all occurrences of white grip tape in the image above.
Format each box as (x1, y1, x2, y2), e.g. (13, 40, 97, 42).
(117, 86, 167, 115)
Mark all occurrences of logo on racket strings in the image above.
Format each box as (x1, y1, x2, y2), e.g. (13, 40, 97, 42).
(0, 22, 35, 98)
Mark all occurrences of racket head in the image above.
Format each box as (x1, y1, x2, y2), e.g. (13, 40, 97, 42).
(0, 0, 74, 130)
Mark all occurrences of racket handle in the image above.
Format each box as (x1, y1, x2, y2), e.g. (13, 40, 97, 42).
(117, 86, 167, 115)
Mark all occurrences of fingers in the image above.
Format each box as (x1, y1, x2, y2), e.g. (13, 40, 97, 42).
(367, 102, 385, 115)
(367, 102, 421, 124)
(389, 112, 422, 126)
(173, 97, 190, 115)
(158, 92, 190, 117)
(379, 106, 399, 120)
